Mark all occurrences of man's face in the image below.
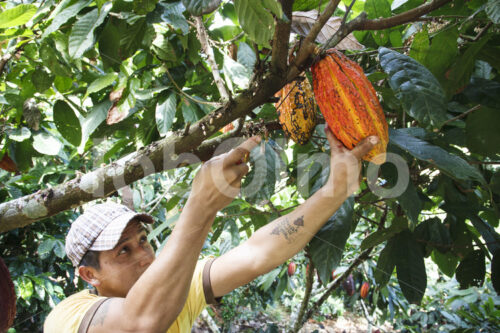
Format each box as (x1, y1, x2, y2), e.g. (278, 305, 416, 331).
(92, 220, 155, 297)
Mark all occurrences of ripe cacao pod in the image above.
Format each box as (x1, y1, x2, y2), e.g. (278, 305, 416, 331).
(312, 49, 388, 164)
(288, 262, 296, 276)
(0, 256, 16, 332)
(360, 281, 370, 299)
(275, 76, 317, 145)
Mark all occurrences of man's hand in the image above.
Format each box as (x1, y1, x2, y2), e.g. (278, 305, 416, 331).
(322, 125, 379, 198)
(188, 136, 261, 215)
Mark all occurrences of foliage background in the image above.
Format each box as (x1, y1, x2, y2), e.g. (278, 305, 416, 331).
(0, 0, 499, 331)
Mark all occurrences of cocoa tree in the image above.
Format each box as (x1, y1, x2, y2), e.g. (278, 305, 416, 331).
(1, 0, 499, 331)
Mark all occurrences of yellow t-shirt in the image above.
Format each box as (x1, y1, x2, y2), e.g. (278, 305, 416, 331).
(44, 259, 212, 333)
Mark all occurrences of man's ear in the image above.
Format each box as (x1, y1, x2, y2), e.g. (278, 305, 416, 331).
(78, 266, 101, 287)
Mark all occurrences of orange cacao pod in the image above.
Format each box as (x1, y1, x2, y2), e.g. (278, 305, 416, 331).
(0, 257, 16, 332)
(312, 49, 388, 164)
(360, 281, 370, 299)
(275, 76, 317, 145)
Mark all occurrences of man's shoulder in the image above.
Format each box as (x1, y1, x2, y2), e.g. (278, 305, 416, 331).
(43, 289, 103, 333)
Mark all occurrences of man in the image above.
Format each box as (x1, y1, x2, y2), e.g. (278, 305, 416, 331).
(44, 126, 378, 333)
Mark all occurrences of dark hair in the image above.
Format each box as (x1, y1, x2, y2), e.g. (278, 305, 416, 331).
(79, 250, 101, 270)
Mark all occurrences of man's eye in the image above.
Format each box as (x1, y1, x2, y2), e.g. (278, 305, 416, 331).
(140, 236, 147, 243)
(119, 247, 129, 255)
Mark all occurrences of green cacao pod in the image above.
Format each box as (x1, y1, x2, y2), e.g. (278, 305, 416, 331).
(275, 77, 317, 145)
(312, 49, 388, 164)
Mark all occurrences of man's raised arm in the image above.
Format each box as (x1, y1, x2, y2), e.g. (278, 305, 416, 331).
(210, 127, 378, 297)
(86, 137, 260, 333)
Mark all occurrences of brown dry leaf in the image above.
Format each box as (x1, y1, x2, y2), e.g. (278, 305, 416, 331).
(109, 87, 125, 102)
(0, 153, 18, 172)
(106, 102, 128, 125)
(291, 10, 364, 50)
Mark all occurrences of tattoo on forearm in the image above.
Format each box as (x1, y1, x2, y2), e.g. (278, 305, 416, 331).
(90, 299, 111, 327)
(270, 216, 304, 243)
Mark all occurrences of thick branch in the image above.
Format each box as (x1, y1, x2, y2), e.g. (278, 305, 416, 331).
(195, 16, 231, 102)
(270, 0, 294, 74)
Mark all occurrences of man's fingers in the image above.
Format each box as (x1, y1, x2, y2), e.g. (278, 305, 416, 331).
(351, 136, 379, 160)
(224, 136, 261, 167)
(325, 124, 345, 154)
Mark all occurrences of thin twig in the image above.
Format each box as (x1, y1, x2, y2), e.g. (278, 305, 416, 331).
(194, 16, 231, 102)
(442, 104, 481, 127)
(292, 249, 315, 333)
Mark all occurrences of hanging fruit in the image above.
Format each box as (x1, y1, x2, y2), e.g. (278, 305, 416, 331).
(311, 49, 388, 164)
(288, 262, 297, 276)
(275, 76, 317, 145)
(360, 281, 370, 299)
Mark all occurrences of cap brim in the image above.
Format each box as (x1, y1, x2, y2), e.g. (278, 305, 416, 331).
(89, 212, 153, 252)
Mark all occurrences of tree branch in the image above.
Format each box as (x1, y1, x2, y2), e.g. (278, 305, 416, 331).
(270, 0, 294, 74)
(194, 16, 231, 102)
(292, 250, 315, 333)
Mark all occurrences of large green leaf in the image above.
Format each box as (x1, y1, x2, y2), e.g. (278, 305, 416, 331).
(31, 68, 54, 93)
(133, 0, 159, 15)
(374, 238, 397, 287)
(182, 0, 222, 16)
(68, 3, 112, 59)
(0, 4, 37, 28)
(234, 0, 274, 48)
(492, 249, 500, 294)
(78, 100, 111, 153)
(432, 250, 458, 277)
(160, 2, 190, 34)
(32, 132, 63, 156)
(365, 0, 391, 45)
(469, 216, 500, 255)
(466, 106, 500, 158)
(53, 100, 82, 146)
(379, 47, 448, 128)
(223, 54, 251, 92)
(485, 0, 500, 24)
(414, 218, 452, 256)
(237, 42, 257, 70)
(309, 197, 354, 284)
(160, 95, 181, 130)
(423, 27, 459, 80)
(41, 0, 93, 39)
(395, 230, 427, 304)
(389, 128, 485, 184)
(242, 141, 285, 204)
(84, 73, 118, 99)
(443, 36, 490, 96)
(361, 217, 408, 250)
(456, 250, 486, 289)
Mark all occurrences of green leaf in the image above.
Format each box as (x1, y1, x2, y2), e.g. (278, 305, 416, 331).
(374, 238, 397, 287)
(53, 240, 66, 258)
(68, 3, 112, 59)
(160, 2, 190, 34)
(40, 42, 72, 77)
(485, 0, 500, 24)
(54, 76, 74, 92)
(395, 230, 427, 304)
(0, 4, 37, 29)
(242, 141, 285, 204)
(261, 0, 283, 19)
(397, 180, 422, 229)
(432, 250, 458, 277)
(443, 36, 490, 96)
(31, 68, 54, 93)
(293, 0, 323, 11)
(181, 98, 203, 124)
(234, 0, 274, 48)
(182, 0, 222, 16)
(379, 47, 448, 128)
(466, 106, 500, 158)
(7, 127, 31, 142)
(409, 29, 429, 65)
(469, 216, 500, 255)
(134, 0, 159, 15)
(237, 42, 256, 70)
(78, 100, 111, 153)
(37, 238, 56, 258)
(389, 128, 485, 184)
(41, 0, 93, 39)
(456, 250, 486, 289)
(84, 73, 118, 99)
(361, 217, 408, 250)
(98, 20, 121, 71)
(53, 100, 82, 146)
(223, 54, 251, 92)
(17, 276, 34, 300)
(156, 93, 177, 136)
(414, 218, 452, 256)
(309, 197, 354, 284)
(423, 27, 459, 80)
(365, 0, 391, 45)
(32, 132, 63, 155)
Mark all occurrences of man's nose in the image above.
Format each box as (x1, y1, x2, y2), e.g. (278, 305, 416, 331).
(137, 247, 154, 267)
